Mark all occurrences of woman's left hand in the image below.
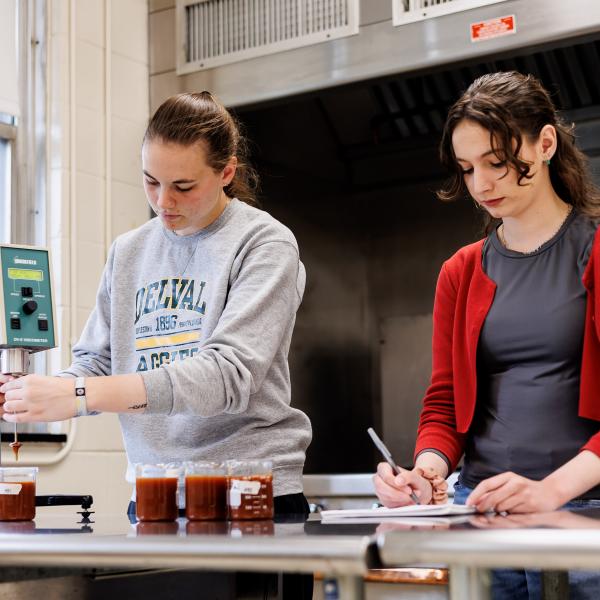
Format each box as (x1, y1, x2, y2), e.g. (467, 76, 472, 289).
(469, 510, 600, 530)
(0, 375, 77, 422)
(466, 471, 563, 514)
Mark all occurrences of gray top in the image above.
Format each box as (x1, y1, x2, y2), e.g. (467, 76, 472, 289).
(59, 199, 312, 497)
(461, 210, 600, 498)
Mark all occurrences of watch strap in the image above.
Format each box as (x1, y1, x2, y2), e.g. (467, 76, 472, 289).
(74, 377, 99, 417)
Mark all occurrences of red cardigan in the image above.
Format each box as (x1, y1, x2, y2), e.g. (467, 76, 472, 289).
(415, 226, 600, 472)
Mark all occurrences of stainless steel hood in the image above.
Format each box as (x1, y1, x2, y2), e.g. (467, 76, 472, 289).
(173, 0, 600, 109)
(168, 0, 600, 193)
(236, 33, 600, 193)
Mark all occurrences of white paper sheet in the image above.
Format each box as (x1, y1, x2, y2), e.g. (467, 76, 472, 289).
(320, 503, 477, 521)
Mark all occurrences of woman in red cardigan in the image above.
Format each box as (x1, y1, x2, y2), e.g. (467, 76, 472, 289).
(374, 71, 600, 598)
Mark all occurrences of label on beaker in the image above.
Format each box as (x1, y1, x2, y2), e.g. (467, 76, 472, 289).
(229, 488, 241, 508)
(0, 484, 22, 495)
(230, 479, 261, 495)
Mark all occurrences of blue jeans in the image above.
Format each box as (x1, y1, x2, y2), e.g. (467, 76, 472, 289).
(454, 481, 600, 600)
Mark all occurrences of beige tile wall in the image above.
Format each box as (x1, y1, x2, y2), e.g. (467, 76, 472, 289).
(149, 6, 175, 75)
(149, 0, 174, 12)
(149, 0, 176, 113)
(40, 0, 150, 514)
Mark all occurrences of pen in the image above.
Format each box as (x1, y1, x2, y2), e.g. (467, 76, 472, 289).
(367, 427, 420, 505)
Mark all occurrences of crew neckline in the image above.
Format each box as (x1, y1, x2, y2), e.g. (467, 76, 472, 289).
(490, 207, 577, 258)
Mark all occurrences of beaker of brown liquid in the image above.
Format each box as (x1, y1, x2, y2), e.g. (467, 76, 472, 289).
(184, 461, 228, 521)
(135, 463, 180, 522)
(226, 460, 274, 520)
(0, 467, 37, 521)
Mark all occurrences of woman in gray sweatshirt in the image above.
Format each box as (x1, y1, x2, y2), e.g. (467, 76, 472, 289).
(0, 92, 312, 518)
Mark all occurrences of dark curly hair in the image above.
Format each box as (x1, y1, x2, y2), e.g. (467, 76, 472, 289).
(438, 71, 600, 231)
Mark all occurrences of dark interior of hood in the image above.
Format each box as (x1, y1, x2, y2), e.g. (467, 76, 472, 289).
(241, 35, 600, 193)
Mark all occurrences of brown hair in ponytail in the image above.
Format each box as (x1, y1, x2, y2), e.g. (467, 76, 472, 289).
(438, 71, 600, 231)
(144, 91, 259, 205)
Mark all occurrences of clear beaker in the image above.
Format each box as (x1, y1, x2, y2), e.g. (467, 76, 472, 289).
(135, 463, 181, 522)
(184, 461, 228, 521)
(226, 460, 274, 520)
(0, 467, 38, 521)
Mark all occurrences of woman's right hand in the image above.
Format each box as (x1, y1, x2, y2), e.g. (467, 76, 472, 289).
(373, 462, 433, 507)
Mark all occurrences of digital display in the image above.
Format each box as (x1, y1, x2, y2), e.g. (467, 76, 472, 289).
(7, 268, 44, 282)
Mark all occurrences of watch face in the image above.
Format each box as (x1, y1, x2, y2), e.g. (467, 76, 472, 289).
(76, 388, 85, 396)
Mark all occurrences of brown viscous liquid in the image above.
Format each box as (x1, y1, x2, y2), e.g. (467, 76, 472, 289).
(135, 477, 178, 521)
(227, 474, 274, 520)
(10, 442, 22, 461)
(0, 480, 36, 521)
(185, 475, 228, 520)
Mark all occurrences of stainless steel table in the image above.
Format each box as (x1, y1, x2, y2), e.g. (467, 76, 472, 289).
(375, 508, 600, 600)
(7, 508, 600, 599)
(0, 513, 379, 600)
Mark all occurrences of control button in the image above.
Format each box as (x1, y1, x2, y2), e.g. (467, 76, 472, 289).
(22, 300, 38, 315)
(38, 319, 49, 331)
(10, 317, 21, 330)
(21, 286, 33, 297)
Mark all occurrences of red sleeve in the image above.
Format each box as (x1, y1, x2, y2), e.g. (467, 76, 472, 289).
(414, 262, 466, 471)
(580, 228, 600, 458)
(581, 434, 600, 458)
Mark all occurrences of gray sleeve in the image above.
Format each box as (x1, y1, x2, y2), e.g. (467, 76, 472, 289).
(57, 243, 115, 379)
(140, 240, 304, 416)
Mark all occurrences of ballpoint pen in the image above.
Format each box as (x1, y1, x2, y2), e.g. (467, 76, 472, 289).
(367, 427, 420, 505)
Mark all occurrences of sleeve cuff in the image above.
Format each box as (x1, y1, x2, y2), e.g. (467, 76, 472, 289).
(139, 367, 174, 415)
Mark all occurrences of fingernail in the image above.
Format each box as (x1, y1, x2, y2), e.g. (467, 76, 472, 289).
(395, 476, 405, 485)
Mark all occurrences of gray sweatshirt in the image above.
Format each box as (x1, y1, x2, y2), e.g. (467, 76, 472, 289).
(60, 199, 312, 496)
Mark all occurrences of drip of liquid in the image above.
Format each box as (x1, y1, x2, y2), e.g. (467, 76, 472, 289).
(10, 421, 20, 461)
(10, 441, 22, 461)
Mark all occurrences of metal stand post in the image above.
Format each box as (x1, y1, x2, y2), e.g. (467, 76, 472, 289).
(449, 565, 491, 600)
(541, 570, 570, 600)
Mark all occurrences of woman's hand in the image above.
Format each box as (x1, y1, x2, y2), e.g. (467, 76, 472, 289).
(0, 374, 76, 422)
(373, 462, 433, 507)
(0, 374, 15, 417)
(469, 510, 600, 530)
(466, 471, 563, 514)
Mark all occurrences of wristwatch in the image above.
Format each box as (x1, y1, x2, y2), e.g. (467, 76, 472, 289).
(74, 377, 99, 417)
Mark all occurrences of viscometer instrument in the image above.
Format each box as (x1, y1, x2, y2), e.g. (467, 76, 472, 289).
(0, 244, 56, 462)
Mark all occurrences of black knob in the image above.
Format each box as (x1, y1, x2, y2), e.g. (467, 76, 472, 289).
(22, 300, 38, 315)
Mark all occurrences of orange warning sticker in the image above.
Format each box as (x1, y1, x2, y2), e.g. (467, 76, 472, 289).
(471, 15, 516, 43)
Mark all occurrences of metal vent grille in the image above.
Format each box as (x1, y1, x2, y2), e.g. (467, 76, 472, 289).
(177, 0, 359, 74)
(393, 0, 509, 26)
